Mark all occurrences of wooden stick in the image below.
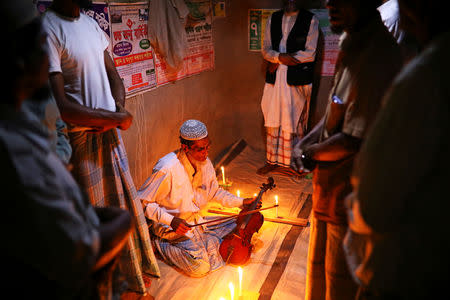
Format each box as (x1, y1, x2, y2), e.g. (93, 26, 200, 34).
(188, 205, 279, 228)
(207, 208, 309, 227)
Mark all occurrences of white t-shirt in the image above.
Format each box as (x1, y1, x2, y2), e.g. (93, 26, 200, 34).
(42, 10, 116, 112)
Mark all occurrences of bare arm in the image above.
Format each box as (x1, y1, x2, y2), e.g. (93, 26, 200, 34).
(304, 132, 362, 162)
(48, 72, 131, 132)
(292, 117, 325, 170)
(104, 50, 125, 107)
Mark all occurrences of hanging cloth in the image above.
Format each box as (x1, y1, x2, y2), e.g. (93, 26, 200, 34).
(148, 0, 190, 71)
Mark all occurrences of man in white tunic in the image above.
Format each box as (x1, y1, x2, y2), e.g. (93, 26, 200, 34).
(139, 120, 255, 277)
(257, 0, 319, 175)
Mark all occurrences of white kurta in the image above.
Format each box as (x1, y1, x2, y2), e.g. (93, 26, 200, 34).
(138, 150, 243, 239)
(261, 11, 319, 134)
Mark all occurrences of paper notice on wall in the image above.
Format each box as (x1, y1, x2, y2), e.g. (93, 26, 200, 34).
(213, 0, 226, 18)
(248, 9, 278, 52)
(155, 0, 214, 86)
(310, 9, 340, 76)
(110, 3, 157, 96)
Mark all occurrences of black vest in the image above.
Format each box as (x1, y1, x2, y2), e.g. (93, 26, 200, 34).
(265, 9, 315, 86)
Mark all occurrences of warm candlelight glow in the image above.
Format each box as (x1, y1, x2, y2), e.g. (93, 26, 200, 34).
(219, 298, 226, 300)
(253, 193, 257, 197)
(238, 267, 243, 297)
(221, 166, 226, 185)
(275, 195, 279, 218)
(229, 282, 235, 300)
(237, 190, 240, 198)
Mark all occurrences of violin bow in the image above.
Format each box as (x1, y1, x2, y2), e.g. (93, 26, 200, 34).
(187, 204, 279, 228)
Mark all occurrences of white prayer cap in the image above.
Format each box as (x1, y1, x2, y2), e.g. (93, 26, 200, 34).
(180, 119, 208, 141)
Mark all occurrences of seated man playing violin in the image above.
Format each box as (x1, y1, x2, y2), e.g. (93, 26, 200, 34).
(139, 119, 255, 277)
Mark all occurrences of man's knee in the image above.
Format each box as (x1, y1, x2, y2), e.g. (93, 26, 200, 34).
(186, 259, 211, 278)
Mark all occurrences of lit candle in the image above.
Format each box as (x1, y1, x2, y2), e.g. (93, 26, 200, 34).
(229, 282, 235, 300)
(221, 166, 226, 185)
(253, 193, 257, 197)
(237, 190, 240, 198)
(238, 266, 243, 297)
(275, 195, 279, 218)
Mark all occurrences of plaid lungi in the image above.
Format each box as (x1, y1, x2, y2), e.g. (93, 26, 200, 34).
(69, 128, 160, 294)
(152, 218, 236, 277)
(266, 127, 294, 167)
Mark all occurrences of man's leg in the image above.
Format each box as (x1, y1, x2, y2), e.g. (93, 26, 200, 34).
(152, 228, 211, 278)
(203, 218, 237, 270)
(257, 127, 279, 175)
(325, 222, 358, 300)
(305, 214, 327, 300)
(279, 129, 293, 167)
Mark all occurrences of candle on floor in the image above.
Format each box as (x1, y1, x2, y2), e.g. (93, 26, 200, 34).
(221, 166, 226, 185)
(229, 282, 235, 300)
(238, 267, 243, 297)
(275, 195, 279, 218)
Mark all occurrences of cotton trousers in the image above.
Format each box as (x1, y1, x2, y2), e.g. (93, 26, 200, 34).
(305, 214, 358, 300)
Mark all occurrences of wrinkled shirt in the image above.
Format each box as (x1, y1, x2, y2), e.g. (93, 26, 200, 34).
(138, 150, 243, 239)
(0, 105, 100, 290)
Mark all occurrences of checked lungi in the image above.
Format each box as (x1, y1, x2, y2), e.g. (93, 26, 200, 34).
(151, 217, 236, 277)
(266, 127, 294, 167)
(69, 128, 160, 294)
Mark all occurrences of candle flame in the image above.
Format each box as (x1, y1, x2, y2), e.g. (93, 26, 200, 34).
(253, 193, 257, 197)
(238, 266, 243, 296)
(221, 166, 226, 185)
(237, 190, 240, 197)
(229, 282, 235, 300)
(275, 195, 278, 205)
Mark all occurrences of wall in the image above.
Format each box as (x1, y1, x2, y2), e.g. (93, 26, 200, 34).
(118, 0, 333, 188)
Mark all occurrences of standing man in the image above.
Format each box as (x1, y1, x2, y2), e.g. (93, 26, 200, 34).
(257, 0, 319, 175)
(291, 0, 403, 299)
(42, 0, 160, 296)
(0, 1, 132, 298)
(377, 0, 418, 63)
(139, 120, 256, 277)
(344, 0, 450, 299)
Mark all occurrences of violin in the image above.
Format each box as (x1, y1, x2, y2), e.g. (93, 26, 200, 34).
(219, 177, 276, 265)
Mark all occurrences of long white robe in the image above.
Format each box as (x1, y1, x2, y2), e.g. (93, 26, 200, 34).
(261, 11, 319, 134)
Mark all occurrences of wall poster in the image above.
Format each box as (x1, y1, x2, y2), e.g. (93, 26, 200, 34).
(310, 9, 340, 76)
(110, 3, 157, 96)
(154, 0, 214, 86)
(248, 9, 277, 52)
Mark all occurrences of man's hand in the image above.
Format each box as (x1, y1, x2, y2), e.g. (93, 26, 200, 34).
(291, 141, 304, 172)
(116, 102, 133, 131)
(267, 62, 279, 73)
(242, 197, 262, 210)
(278, 53, 300, 66)
(94, 207, 133, 272)
(170, 217, 191, 235)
